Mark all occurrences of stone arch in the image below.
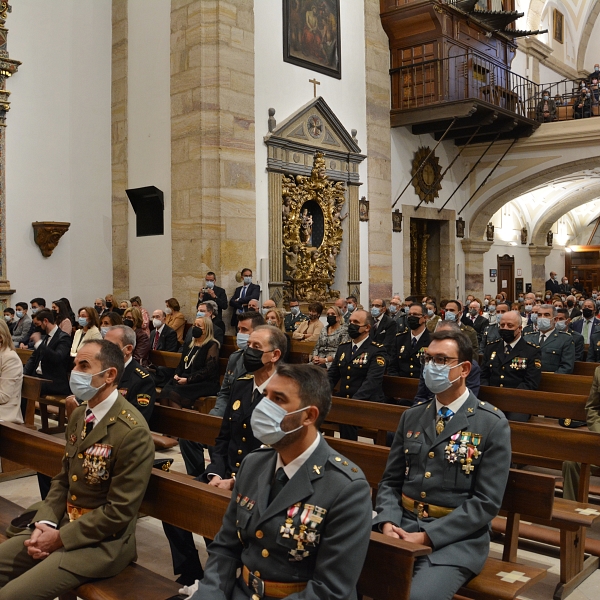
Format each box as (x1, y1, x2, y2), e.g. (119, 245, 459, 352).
(577, 0, 600, 72)
(530, 182, 600, 245)
(468, 157, 600, 241)
(526, 0, 546, 32)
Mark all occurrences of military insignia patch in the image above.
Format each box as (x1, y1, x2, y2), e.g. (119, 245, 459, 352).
(232, 400, 241, 411)
(137, 394, 151, 407)
(119, 388, 128, 398)
(376, 357, 385, 366)
(534, 359, 542, 369)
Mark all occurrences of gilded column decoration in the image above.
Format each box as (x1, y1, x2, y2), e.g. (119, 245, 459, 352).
(347, 185, 361, 303)
(281, 153, 346, 302)
(0, 2, 19, 306)
(269, 171, 284, 307)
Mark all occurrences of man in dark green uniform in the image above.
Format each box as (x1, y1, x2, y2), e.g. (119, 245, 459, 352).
(0, 340, 154, 600)
(327, 309, 387, 440)
(388, 302, 431, 378)
(480, 310, 542, 421)
(284, 298, 308, 333)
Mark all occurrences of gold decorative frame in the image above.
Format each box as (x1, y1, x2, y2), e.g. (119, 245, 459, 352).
(282, 152, 346, 302)
(411, 147, 442, 204)
(32, 221, 70, 257)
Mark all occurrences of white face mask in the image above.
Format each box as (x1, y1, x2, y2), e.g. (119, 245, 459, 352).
(165, 307, 172, 315)
(152, 318, 163, 329)
(250, 397, 312, 446)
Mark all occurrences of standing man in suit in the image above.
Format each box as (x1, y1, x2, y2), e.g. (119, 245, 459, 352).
(523, 305, 575, 374)
(190, 363, 372, 600)
(370, 298, 397, 357)
(327, 309, 387, 440)
(0, 339, 154, 599)
(11, 302, 32, 348)
(388, 302, 430, 379)
(461, 300, 487, 343)
(480, 311, 542, 421)
(229, 268, 261, 327)
(545, 271, 561, 295)
(197, 271, 228, 320)
(555, 308, 584, 362)
(571, 298, 600, 345)
(374, 328, 511, 600)
(23, 309, 72, 396)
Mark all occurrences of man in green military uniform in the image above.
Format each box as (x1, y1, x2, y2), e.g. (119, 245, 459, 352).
(478, 302, 510, 353)
(327, 309, 387, 440)
(374, 329, 511, 600)
(388, 302, 430, 379)
(189, 363, 372, 600)
(523, 304, 575, 374)
(284, 298, 308, 333)
(105, 325, 157, 422)
(440, 301, 479, 357)
(0, 339, 154, 600)
(480, 310, 542, 421)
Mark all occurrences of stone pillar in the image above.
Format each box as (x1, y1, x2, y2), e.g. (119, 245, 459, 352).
(529, 245, 552, 294)
(347, 184, 361, 301)
(365, 0, 392, 301)
(171, 0, 255, 324)
(112, 0, 129, 300)
(461, 239, 493, 299)
(268, 171, 284, 307)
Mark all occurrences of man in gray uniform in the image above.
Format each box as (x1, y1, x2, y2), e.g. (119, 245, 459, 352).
(523, 304, 575, 374)
(190, 363, 372, 600)
(373, 328, 511, 600)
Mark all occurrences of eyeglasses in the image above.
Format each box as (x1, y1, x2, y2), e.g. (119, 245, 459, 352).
(420, 355, 460, 366)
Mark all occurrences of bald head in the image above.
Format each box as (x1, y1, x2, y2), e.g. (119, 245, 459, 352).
(499, 310, 522, 340)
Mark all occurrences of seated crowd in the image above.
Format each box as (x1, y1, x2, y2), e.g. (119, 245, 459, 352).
(0, 265, 599, 600)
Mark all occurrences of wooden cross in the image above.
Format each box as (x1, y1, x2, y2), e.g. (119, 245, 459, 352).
(309, 78, 321, 98)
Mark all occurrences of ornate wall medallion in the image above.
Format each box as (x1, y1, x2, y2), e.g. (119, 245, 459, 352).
(307, 114, 323, 139)
(32, 222, 70, 257)
(411, 147, 442, 204)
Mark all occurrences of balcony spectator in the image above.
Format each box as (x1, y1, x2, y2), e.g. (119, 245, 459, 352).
(536, 90, 556, 122)
(574, 89, 592, 119)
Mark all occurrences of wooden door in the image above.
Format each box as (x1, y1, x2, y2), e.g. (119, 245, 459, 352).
(497, 254, 514, 301)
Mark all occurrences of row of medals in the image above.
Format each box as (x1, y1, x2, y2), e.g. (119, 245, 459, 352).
(280, 503, 327, 561)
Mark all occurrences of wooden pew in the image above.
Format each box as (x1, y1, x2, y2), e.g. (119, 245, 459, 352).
(0, 422, 431, 600)
(573, 362, 599, 377)
(538, 372, 593, 396)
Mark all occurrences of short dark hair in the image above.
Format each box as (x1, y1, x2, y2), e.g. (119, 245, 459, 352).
(16, 302, 28, 311)
(34, 308, 55, 325)
(241, 268, 252, 276)
(408, 303, 425, 316)
(289, 297, 300, 304)
(238, 311, 265, 329)
(346, 295, 357, 303)
(275, 363, 331, 428)
(81, 339, 125, 386)
(496, 302, 511, 311)
(556, 308, 569, 317)
(405, 296, 417, 303)
(446, 299, 462, 312)
(103, 311, 123, 326)
(430, 328, 472, 364)
(206, 271, 216, 278)
(254, 324, 287, 359)
(308, 302, 324, 315)
(30, 298, 46, 307)
(3, 307, 14, 315)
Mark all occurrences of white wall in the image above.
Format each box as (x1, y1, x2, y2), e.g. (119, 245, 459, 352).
(6, 0, 112, 310)
(127, 0, 172, 313)
(254, 1, 368, 302)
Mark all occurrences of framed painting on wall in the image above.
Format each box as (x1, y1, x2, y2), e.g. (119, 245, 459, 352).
(283, 0, 341, 79)
(553, 9, 564, 44)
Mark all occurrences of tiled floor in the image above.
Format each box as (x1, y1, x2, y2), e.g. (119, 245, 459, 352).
(1, 438, 600, 599)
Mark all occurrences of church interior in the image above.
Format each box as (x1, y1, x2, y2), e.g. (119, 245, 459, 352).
(0, 0, 600, 599)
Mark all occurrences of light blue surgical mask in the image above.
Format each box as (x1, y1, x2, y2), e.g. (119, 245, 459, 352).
(427, 309, 434, 317)
(488, 306, 496, 314)
(423, 361, 464, 395)
(243, 276, 252, 285)
(196, 311, 205, 318)
(537, 317, 552, 332)
(531, 313, 538, 323)
(347, 303, 355, 312)
(78, 317, 88, 328)
(101, 327, 109, 337)
(15, 311, 23, 319)
(250, 397, 311, 446)
(555, 320, 567, 332)
(290, 306, 300, 315)
(389, 305, 398, 315)
(444, 311, 456, 322)
(31, 308, 38, 316)
(371, 307, 381, 318)
(69, 368, 109, 402)
(261, 308, 269, 316)
(524, 304, 533, 313)
(205, 280, 214, 289)
(236, 332, 250, 349)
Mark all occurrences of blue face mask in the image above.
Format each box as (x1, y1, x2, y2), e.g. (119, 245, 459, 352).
(243, 276, 252, 285)
(78, 317, 88, 328)
(347, 303, 355, 312)
(101, 327, 109, 337)
(423, 361, 464, 395)
(389, 305, 398, 314)
(555, 320, 567, 332)
(250, 397, 311, 446)
(488, 306, 496, 314)
(69, 368, 109, 402)
(205, 280, 214, 289)
(524, 304, 533, 312)
(444, 311, 456, 322)
(236, 332, 250, 349)
(196, 311, 205, 318)
(15, 311, 23, 319)
(531, 313, 538, 323)
(290, 306, 300, 315)
(371, 307, 381, 318)
(31, 308, 38, 315)
(537, 317, 552, 332)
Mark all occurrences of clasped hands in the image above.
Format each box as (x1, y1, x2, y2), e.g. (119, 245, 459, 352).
(382, 522, 431, 547)
(24, 523, 63, 560)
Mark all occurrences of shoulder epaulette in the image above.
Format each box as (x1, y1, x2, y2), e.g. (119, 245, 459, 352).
(558, 330, 572, 335)
(118, 408, 143, 428)
(327, 453, 364, 480)
(135, 367, 150, 378)
(395, 327, 409, 336)
(487, 338, 501, 345)
(526, 340, 540, 348)
(371, 341, 384, 348)
(477, 400, 504, 418)
(409, 398, 433, 409)
(237, 373, 254, 380)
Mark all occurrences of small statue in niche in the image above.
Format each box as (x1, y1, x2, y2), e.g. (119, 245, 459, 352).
(521, 227, 528, 245)
(300, 208, 313, 245)
(282, 196, 292, 224)
(327, 247, 338, 270)
(547, 230, 553, 247)
(486, 222, 495, 242)
(284, 244, 299, 279)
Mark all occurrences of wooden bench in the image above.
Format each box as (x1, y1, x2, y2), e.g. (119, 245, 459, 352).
(0, 422, 432, 600)
(573, 362, 599, 377)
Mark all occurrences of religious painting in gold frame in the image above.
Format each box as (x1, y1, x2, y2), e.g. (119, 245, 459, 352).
(553, 9, 563, 44)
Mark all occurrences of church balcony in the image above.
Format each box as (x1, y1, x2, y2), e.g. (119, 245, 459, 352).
(389, 51, 540, 144)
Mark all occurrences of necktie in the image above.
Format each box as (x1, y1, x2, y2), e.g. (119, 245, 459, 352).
(82, 408, 95, 439)
(504, 344, 511, 355)
(540, 334, 546, 345)
(436, 406, 454, 436)
(153, 331, 160, 350)
(352, 344, 358, 355)
(269, 467, 289, 504)
(584, 320, 591, 342)
(240, 286, 247, 299)
(252, 388, 262, 405)
(411, 337, 417, 350)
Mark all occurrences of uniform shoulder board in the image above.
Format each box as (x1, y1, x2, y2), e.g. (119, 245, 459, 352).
(328, 454, 364, 480)
(118, 408, 143, 428)
(371, 341, 384, 348)
(395, 327, 409, 336)
(525, 340, 540, 348)
(486, 338, 501, 345)
(251, 445, 275, 454)
(477, 401, 505, 418)
(135, 367, 150, 379)
(558, 330, 571, 336)
(409, 398, 433, 409)
(237, 373, 254, 380)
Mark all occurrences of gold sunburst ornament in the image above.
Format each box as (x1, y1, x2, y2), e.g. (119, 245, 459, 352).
(411, 147, 443, 204)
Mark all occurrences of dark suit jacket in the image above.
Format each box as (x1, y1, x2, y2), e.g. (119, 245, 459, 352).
(545, 278, 560, 294)
(567, 307, 582, 320)
(370, 313, 397, 356)
(229, 283, 261, 326)
(461, 314, 487, 339)
(571, 317, 600, 338)
(149, 324, 179, 352)
(197, 285, 228, 319)
(23, 327, 72, 395)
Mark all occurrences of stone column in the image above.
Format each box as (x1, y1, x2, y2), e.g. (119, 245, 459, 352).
(365, 0, 392, 301)
(347, 184, 361, 301)
(112, 0, 129, 300)
(171, 0, 255, 325)
(268, 171, 284, 307)
(529, 245, 552, 294)
(461, 239, 493, 299)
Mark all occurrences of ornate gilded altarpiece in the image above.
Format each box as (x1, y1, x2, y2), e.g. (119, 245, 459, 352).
(0, 3, 19, 308)
(264, 97, 365, 307)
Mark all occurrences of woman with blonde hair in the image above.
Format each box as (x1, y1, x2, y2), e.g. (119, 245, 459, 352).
(158, 316, 220, 408)
(0, 319, 23, 423)
(130, 295, 150, 334)
(123, 306, 150, 365)
(311, 305, 349, 368)
(70, 306, 102, 357)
